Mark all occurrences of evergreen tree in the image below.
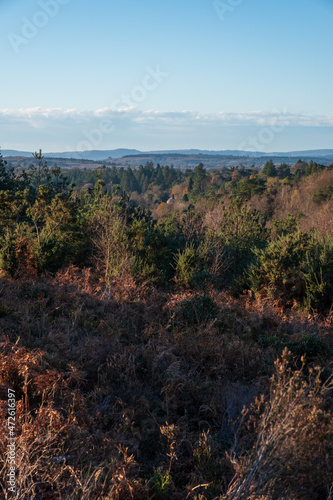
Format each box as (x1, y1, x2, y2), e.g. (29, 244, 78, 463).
(0, 150, 16, 191)
(27, 150, 52, 190)
(263, 159, 277, 177)
(277, 163, 291, 179)
(193, 163, 207, 193)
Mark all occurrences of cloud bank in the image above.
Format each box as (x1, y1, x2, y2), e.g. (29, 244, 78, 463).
(2, 107, 333, 127)
(1, 107, 333, 152)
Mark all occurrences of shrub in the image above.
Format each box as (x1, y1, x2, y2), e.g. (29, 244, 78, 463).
(313, 185, 333, 204)
(207, 201, 268, 290)
(174, 245, 198, 288)
(179, 294, 219, 325)
(249, 231, 333, 312)
(131, 221, 179, 284)
(270, 213, 299, 240)
(0, 231, 18, 276)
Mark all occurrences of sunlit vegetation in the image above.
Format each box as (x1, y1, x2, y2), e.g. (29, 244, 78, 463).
(0, 150, 332, 499)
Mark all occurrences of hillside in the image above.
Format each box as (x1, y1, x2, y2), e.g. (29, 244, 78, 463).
(0, 151, 332, 499)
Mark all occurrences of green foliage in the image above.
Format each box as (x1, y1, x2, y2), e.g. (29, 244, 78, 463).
(87, 194, 182, 284)
(263, 159, 277, 177)
(313, 185, 333, 204)
(0, 189, 29, 235)
(286, 333, 327, 359)
(192, 163, 207, 194)
(217, 201, 267, 251)
(305, 160, 324, 177)
(276, 162, 291, 179)
(209, 201, 267, 289)
(29, 193, 84, 273)
(148, 469, 173, 500)
(302, 241, 333, 312)
(249, 231, 333, 312)
(270, 214, 299, 240)
(0, 230, 18, 276)
(174, 245, 198, 288)
(121, 167, 140, 192)
(173, 238, 221, 289)
(0, 151, 17, 191)
(234, 176, 266, 201)
(66, 161, 183, 196)
(179, 294, 219, 325)
(131, 222, 179, 284)
(27, 150, 52, 190)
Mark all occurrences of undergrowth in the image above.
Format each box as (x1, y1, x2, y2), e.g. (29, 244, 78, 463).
(0, 268, 332, 498)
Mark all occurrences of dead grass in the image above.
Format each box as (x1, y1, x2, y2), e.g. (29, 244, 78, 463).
(0, 269, 332, 499)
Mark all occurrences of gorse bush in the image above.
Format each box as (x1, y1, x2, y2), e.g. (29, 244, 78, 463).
(174, 245, 198, 288)
(174, 239, 227, 290)
(206, 201, 268, 290)
(0, 230, 18, 276)
(249, 231, 333, 312)
(178, 294, 219, 325)
(35, 197, 85, 273)
(130, 219, 179, 283)
(270, 213, 299, 240)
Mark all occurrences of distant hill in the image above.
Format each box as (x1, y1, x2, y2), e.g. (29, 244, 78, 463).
(45, 149, 142, 160)
(276, 149, 333, 158)
(1, 149, 34, 158)
(108, 154, 333, 170)
(2, 148, 333, 162)
(1, 149, 142, 161)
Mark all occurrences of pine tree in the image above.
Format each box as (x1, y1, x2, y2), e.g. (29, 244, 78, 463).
(263, 159, 277, 177)
(193, 163, 207, 193)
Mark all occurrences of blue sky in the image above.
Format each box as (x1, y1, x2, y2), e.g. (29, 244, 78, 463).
(1, 0, 333, 152)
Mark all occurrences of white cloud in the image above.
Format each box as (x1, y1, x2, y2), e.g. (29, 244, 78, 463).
(1, 107, 333, 152)
(1, 107, 333, 127)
